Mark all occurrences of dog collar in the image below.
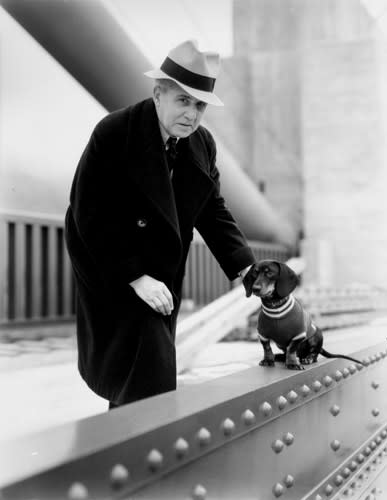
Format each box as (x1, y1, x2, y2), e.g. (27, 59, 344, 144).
(261, 295, 295, 319)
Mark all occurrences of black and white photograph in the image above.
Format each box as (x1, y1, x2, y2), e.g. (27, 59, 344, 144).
(0, 0, 387, 498)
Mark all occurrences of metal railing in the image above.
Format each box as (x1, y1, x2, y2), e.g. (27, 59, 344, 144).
(0, 211, 75, 325)
(0, 211, 290, 325)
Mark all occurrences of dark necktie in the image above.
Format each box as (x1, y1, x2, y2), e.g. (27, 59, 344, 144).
(165, 136, 178, 172)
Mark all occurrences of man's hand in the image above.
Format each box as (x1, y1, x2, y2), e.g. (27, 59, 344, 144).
(239, 265, 253, 279)
(129, 275, 174, 315)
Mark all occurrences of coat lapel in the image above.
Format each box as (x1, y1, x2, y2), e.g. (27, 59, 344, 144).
(126, 99, 216, 239)
(128, 100, 181, 239)
(172, 135, 216, 229)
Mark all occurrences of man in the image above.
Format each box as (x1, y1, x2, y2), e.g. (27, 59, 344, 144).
(65, 40, 255, 409)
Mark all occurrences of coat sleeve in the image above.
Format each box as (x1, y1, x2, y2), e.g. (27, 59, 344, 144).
(194, 132, 256, 281)
(68, 119, 145, 285)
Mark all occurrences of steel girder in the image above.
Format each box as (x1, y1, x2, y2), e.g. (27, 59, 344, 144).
(0, 342, 387, 499)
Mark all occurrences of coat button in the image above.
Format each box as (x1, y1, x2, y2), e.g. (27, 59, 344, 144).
(137, 218, 147, 228)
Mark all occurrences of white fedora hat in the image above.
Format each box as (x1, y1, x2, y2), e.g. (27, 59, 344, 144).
(144, 39, 223, 106)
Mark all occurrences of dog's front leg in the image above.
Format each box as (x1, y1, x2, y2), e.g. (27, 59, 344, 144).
(258, 334, 275, 367)
(286, 334, 306, 370)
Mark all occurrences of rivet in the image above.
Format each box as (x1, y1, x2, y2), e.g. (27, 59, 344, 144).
(192, 484, 207, 499)
(334, 370, 343, 382)
(342, 368, 350, 378)
(284, 474, 294, 488)
(324, 484, 334, 496)
(277, 396, 288, 410)
(287, 390, 298, 403)
(312, 380, 322, 392)
(370, 441, 377, 450)
(371, 355, 377, 363)
(323, 375, 333, 387)
(349, 461, 358, 471)
(147, 449, 163, 471)
(364, 446, 372, 456)
(330, 405, 340, 417)
(272, 483, 284, 497)
(260, 401, 273, 417)
(357, 453, 365, 464)
(372, 381, 379, 390)
(375, 353, 381, 361)
(335, 475, 344, 486)
(359, 361, 367, 369)
(174, 437, 189, 458)
(300, 385, 310, 397)
(283, 432, 294, 446)
(331, 440, 341, 451)
(349, 364, 357, 374)
(272, 439, 285, 454)
(197, 428, 211, 446)
(372, 408, 380, 417)
(242, 409, 256, 426)
(381, 430, 387, 439)
(350, 481, 357, 488)
(342, 467, 351, 478)
(110, 464, 129, 489)
(315, 495, 323, 500)
(68, 482, 88, 500)
(221, 418, 235, 436)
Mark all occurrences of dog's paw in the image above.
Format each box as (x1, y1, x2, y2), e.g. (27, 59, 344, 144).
(301, 358, 318, 365)
(286, 363, 305, 370)
(259, 358, 275, 367)
(300, 357, 315, 365)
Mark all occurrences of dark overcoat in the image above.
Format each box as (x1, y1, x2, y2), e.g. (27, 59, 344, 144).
(65, 98, 255, 404)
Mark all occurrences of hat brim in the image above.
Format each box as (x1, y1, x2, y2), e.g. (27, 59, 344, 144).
(144, 69, 224, 107)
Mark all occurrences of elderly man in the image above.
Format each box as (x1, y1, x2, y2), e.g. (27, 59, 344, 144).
(65, 40, 255, 409)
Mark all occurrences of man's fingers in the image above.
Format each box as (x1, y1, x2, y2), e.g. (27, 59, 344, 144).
(150, 297, 165, 315)
(151, 296, 170, 316)
(162, 289, 174, 314)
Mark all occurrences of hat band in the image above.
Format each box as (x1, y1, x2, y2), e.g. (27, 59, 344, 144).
(160, 57, 215, 93)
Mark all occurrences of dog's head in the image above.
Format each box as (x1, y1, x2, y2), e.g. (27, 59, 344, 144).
(243, 260, 299, 299)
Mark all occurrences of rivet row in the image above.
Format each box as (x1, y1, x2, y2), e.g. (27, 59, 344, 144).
(314, 425, 387, 500)
(65, 351, 386, 499)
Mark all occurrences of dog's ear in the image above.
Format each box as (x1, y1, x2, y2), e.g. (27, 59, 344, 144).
(242, 264, 259, 298)
(275, 262, 299, 298)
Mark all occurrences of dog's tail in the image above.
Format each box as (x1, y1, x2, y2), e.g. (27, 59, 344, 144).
(320, 348, 364, 365)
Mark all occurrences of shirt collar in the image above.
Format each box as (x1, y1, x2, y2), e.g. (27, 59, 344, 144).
(158, 122, 179, 147)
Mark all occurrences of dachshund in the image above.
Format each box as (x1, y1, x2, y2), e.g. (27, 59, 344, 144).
(242, 260, 363, 370)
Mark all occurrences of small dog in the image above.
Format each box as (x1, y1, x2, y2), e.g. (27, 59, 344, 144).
(243, 260, 363, 370)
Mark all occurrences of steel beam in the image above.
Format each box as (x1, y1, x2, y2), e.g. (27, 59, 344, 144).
(0, 0, 152, 110)
(0, 342, 387, 499)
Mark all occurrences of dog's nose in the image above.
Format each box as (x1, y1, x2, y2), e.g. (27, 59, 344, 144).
(252, 284, 262, 292)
